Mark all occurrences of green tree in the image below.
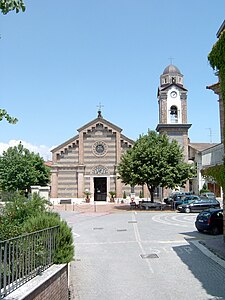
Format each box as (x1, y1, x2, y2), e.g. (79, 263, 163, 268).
(0, 0, 25, 14)
(118, 130, 195, 202)
(0, 142, 50, 192)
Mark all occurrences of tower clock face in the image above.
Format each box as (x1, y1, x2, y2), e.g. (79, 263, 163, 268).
(170, 91, 177, 98)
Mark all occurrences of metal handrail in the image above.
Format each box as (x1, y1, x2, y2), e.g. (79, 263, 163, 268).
(0, 226, 59, 298)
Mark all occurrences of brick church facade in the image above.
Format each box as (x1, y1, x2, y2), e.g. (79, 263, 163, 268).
(50, 110, 143, 201)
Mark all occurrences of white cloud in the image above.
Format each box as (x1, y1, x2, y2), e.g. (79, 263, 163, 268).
(0, 140, 53, 160)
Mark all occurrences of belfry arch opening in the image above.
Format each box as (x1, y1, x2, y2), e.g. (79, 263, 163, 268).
(170, 105, 178, 123)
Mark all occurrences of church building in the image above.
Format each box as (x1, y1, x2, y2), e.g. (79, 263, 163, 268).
(50, 64, 216, 201)
(50, 110, 141, 202)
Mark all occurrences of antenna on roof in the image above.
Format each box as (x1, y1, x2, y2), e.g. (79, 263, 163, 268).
(206, 128, 213, 143)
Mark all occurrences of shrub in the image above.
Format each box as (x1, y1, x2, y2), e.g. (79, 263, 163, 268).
(0, 193, 74, 263)
(0, 192, 49, 240)
(199, 183, 209, 194)
(22, 212, 74, 264)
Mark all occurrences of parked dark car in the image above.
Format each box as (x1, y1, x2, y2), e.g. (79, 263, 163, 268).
(173, 195, 200, 209)
(200, 192, 216, 199)
(195, 209, 223, 235)
(164, 192, 192, 205)
(177, 198, 220, 213)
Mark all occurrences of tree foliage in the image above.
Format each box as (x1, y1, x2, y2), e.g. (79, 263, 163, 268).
(201, 164, 224, 188)
(0, 193, 74, 263)
(0, 0, 25, 14)
(208, 29, 225, 195)
(0, 142, 50, 192)
(118, 130, 195, 202)
(0, 109, 18, 124)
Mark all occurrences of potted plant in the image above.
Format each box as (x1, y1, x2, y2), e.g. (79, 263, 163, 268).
(84, 190, 91, 203)
(139, 190, 144, 199)
(121, 191, 127, 203)
(109, 191, 116, 202)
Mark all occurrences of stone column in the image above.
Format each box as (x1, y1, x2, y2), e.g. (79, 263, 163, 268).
(51, 170, 58, 198)
(77, 166, 85, 198)
(116, 132, 121, 164)
(107, 176, 111, 202)
(90, 176, 94, 202)
(78, 131, 84, 164)
(143, 185, 149, 198)
(116, 177, 123, 198)
(115, 132, 122, 197)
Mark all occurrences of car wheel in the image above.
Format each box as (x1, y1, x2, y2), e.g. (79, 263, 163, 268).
(197, 228, 204, 233)
(185, 207, 191, 213)
(210, 226, 220, 235)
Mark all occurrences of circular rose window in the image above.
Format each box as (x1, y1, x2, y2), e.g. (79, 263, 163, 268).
(92, 141, 107, 156)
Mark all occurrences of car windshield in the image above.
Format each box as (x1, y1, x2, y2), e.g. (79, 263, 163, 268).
(207, 193, 215, 197)
(199, 199, 210, 202)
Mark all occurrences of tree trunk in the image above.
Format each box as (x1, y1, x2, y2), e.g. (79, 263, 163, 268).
(147, 185, 155, 203)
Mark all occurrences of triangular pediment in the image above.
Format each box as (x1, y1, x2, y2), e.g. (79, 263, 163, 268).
(51, 134, 79, 153)
(160, 83, 187, 92)
(77, 117, 122, 134)
(51, 116, 134, 155)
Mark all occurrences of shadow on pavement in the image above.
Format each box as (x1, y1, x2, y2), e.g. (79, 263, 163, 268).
(172, 232, 225, 299)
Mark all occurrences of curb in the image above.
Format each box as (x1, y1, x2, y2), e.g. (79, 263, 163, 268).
(191, 240, 225, 269)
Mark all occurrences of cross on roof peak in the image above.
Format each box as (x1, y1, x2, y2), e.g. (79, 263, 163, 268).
(168, 57, 175, 65)
(97, 102, 104, 118)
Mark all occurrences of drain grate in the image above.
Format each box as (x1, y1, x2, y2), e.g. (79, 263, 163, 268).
(117, 229, 127, 232)
(93, 227, 104, 230)
(128, 221, 137, 223)
(140, 253, 159, 259)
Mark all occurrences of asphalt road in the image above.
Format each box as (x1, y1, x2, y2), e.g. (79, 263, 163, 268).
(59, 211, 225, 300)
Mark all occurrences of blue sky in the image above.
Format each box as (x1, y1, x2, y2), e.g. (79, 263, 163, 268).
(0, 0, 224, 159)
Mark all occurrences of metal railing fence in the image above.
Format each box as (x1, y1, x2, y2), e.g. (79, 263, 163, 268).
(0, 226, 59, 299)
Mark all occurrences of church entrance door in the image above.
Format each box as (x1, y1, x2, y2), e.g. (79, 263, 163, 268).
(94, 177, 107, 201)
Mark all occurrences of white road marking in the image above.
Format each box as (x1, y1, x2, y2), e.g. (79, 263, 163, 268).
(132, 213, 154, 273)
(152, 214, 189, 227)
(171, 215, 195, 223)
(72, 231, 80, 238)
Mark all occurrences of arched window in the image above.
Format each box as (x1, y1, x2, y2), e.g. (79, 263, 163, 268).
(170, 105, 178, 123)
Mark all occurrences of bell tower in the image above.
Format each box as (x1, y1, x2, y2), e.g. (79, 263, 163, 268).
(156, 64, 192, 161)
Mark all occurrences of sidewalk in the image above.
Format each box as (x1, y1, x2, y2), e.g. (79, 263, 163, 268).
(200, 235, 225, 261)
